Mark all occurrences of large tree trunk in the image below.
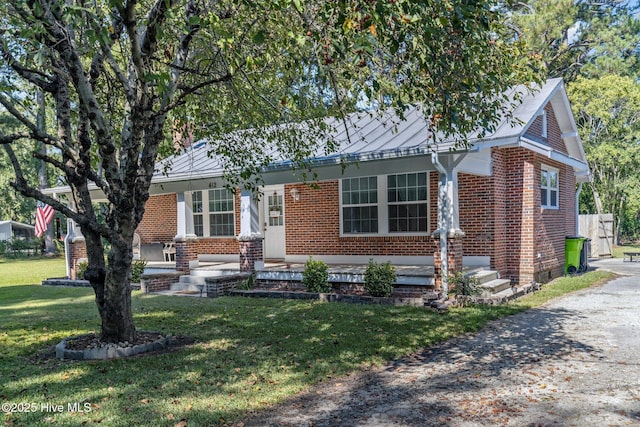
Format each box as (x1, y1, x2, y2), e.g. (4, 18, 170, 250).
(82, 226, 136, 343)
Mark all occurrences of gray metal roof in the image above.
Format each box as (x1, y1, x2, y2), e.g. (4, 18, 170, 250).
(156, 78, 584, 184)
(150, 78, 586, 184)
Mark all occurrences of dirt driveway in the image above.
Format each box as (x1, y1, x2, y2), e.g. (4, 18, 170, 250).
(239, 259, 640, 426)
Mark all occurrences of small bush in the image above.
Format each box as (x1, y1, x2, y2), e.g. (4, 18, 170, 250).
(236, 274, 255, 290)
(364, 259, 396, 297)
(303, 257, 330, 293)
(131, 259, 148, 283)
(77, 261, 88, 280)
(448, 271, 481, 296)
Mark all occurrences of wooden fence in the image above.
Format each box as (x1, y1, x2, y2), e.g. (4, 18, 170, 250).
(578, 214, 614, 258)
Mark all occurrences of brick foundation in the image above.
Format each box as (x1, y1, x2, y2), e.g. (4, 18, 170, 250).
(433, 235, 464, 291)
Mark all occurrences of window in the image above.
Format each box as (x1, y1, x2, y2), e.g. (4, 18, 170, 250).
(190, 189, 235, 237)
(208, 189, 235, 236)
(192, 191, 204, 237)
(388, 172, 428, 232)
(342, 177, 378, 233)
(341, 173, 429, 235)
(541, 165, 559, 209)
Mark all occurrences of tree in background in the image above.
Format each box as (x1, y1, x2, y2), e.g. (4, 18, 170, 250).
(0, 115, 37, 223)
(511, 0, 640, 242)
(0, 0, 535, 343)
(569, 75, 640, 243)
(510, 0, 638, 81)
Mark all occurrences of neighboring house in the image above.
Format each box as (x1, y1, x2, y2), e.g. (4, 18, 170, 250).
(60, 78, 590, 288)
(0, 221, 35, 241)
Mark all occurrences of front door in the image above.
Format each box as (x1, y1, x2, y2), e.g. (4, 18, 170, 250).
(263, 186, 286, 260)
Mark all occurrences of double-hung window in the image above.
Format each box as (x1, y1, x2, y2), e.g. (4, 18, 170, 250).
(341, 172, 429, 235)
(342, 177, 378, 233)
(190, 189, 236, 237)
(541, 165, 559, 209)
(388, 172, 428, 232)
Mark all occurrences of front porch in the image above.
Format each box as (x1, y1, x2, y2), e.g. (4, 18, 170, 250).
(140, 260, 515, 303)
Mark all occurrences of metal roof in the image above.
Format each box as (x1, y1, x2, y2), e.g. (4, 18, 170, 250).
(155, 78, 586, 183)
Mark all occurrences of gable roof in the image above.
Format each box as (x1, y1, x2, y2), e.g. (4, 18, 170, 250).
(156, 78, 589, 185)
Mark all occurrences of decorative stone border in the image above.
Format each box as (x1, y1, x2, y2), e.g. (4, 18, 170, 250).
(55, 332, 174, 360)
(42, 278, 92, 287)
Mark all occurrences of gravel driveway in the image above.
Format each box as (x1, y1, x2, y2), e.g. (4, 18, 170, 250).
(240, 259, 640, 426)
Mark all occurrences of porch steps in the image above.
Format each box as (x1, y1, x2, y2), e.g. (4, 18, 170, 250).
(467, 270, 512, 297)
(168, 269, 242, 295)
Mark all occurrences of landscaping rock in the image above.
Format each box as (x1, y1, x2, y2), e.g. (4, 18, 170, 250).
(55, 331, 173, 360)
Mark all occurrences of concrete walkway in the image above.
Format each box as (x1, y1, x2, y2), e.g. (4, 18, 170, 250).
(239, 259, 640, 426)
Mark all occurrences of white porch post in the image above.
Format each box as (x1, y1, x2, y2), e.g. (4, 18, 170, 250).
(175, 191, 196, 240)
(239, 190, 261, 238)
(174, 191, 197, 273)
(238, 190, 264, 271)
(432, 152, 466, 295)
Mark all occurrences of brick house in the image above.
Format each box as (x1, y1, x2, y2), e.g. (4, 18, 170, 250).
(63, 78, 590, 289)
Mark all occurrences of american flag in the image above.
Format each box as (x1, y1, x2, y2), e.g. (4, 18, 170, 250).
(35, 201, 55, 238)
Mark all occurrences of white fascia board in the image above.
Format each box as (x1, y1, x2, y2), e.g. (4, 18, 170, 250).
(520, 137, 590, 176)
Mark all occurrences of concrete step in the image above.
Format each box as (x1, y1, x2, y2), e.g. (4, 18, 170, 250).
(152, 289, 206, 297)
(178, 275, 207, 285)
(478, 278, 512, 297)
(468, 269, 498, 285)
(170, 282, 205, 293)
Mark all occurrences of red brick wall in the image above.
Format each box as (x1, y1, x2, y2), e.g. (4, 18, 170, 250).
(525, 104, 567, 155)
(137, 191, 241, 249)
(136, 194, 178, 244)
(68, 239, 87, 280)
(285, 182, 437, 257)
(458, 146, 575, 285)
(535, 156, 576, 282)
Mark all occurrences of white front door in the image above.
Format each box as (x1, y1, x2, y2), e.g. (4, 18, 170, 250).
(263, 186, 286, 260)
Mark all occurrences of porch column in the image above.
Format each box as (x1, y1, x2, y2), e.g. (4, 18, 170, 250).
(238, 190, 263, 272)
(431, 152, 466, 294)
(65, 219, 87, 280)
(174, 192, 197, 273)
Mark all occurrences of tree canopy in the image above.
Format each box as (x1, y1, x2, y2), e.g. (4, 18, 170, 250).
(0, 0, 534, 342)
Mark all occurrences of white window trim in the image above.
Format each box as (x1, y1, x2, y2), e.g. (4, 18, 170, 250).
(188, 189, 236, 237)
(339, 173, 430, 237)
(541, 164, 559, 210)
(540, 110, 548, 139)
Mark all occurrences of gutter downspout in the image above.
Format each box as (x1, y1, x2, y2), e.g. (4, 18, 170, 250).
(431, 151, 449, 296)
(575, 182, 583, 236)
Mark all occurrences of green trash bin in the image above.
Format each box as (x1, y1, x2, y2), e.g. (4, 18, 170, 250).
(565, 236, 586, 275)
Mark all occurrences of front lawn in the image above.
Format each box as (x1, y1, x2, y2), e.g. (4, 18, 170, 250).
(0, 257, 67, 287)
(0, 260, 615, 426)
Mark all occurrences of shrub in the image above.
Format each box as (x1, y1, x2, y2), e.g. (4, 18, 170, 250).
(364, 259, 396, 297)
(236, 274, 255, 290)
(131, 259, 148, 283)
(448, 271, 481, 296)
(303, 257, 330, 293)
(77, 261, 88, 280)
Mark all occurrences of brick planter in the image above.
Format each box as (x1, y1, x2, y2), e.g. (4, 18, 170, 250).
(140, 271, 182, 293)
(205, 273, 253, 298)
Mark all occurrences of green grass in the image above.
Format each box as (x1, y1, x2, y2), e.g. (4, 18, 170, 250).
(0, 258, 616, 427)
(0, 257, 67, 287)
(612, 244, 640, 259)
